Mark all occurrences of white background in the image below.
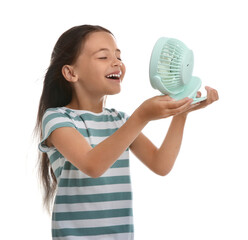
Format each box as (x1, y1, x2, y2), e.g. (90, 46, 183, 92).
(1, 0, 248, 239)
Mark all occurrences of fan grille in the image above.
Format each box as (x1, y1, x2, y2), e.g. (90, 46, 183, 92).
(157, 39, 188, 91)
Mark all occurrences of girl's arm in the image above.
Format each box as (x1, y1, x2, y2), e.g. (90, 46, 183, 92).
(130, 114, 187, 176)
(130, 86, 219, 176)
(47, 96, 193, 178)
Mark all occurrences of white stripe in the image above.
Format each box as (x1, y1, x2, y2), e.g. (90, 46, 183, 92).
(52, 216, 133, 229)
(80, 135, 108, 145)
(72, 119, 124, 130)
(43, 134, 122, 146)
(61, 167, 130, 179)
(53, 200, 133, 212)
(43, 117, 126, 145)
(66, 108, 116, 118)
(56, 183, 132, 196)
(43, 108, 127, 123)
(51, 157, 65, 174)
(44, 117, 74, 138)
(43, 109, 123, 131)
(53, 232, 134, 240)
(102, 167, 130, 177)
(119, 150, 129, 159)
(47, 148, 57, 157)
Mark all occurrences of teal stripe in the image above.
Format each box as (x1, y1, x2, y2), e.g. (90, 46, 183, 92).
(63, 107, 125, 122)
(54, 162, 129, 178)
(62, 159, 129, 170)
(52, 224, 134, 237)
(67, 114, 118, 123)
(43, 112, 69, 127)
(59, 176, 131, 187)
(43, 108, 128, 139)
(117, 111, 126, 119)
(76, 113, 117, 122)
(54, 166, 63, 178)
(111, 159, 129, 168)
(55, 192, 132, 204)
(63, 161, 78, 170)
(44, 115, 119, 137)
(53, 208, 133, 221)
(44, 122, 75, 139)
(50, 151, 63, 164)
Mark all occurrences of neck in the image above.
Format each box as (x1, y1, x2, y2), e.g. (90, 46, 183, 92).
(66, 90, 106, 113)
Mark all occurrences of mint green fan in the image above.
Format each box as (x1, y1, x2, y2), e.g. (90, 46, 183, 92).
(149, 37, 206, 104)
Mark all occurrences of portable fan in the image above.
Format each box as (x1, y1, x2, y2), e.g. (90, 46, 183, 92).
(149, 37, 206, 104)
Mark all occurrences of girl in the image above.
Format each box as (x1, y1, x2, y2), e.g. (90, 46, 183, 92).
(36, 25, 218, 240)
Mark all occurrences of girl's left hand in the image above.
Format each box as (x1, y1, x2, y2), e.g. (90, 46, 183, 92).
(178, 86, 219, 115)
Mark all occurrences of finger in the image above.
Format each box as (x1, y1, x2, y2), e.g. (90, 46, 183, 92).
(196, 91, 202, 98)
(210, 89, 218, 102)
(205, 86, 219, 104)
(169, 98, 193, 115)
(188, 102, 201, 110)
(205, 86, 212, 97)
(213, 89, 219, 101)
(165, 97, 192, 109)
(205, 86, 215, 104)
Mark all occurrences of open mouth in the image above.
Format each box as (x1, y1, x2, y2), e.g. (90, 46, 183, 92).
(105, 73, 121, 81)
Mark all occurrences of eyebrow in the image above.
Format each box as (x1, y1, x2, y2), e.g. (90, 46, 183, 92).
(93, 48, 121, 55)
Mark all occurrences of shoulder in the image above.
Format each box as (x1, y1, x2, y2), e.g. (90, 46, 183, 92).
(42, 107, 73, 121)
(105, 108, 129, 122)
(39, 107, 76, 152)
(41, 107, 76, 136)
(42, 107, 80, 126)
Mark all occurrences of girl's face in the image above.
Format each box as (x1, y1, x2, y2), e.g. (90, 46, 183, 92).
(72, 31, 126, 97)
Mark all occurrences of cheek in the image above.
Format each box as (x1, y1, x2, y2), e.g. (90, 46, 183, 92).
(84, 62, 103, 80)
(121, 64, 126, 79)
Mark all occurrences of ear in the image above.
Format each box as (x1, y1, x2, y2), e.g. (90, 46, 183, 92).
(62, 65, 78, 83)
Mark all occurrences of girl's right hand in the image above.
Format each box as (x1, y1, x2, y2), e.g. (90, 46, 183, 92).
(135, 95, 193, 122)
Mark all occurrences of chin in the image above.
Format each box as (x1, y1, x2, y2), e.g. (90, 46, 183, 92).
(107, 87, 121, 95)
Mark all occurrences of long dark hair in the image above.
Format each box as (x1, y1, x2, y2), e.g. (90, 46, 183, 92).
(35, 25, 113, 212)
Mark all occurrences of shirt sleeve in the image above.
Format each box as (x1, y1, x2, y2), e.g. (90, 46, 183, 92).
(38, 108, 76, 153)
(118, 112, 129, 124)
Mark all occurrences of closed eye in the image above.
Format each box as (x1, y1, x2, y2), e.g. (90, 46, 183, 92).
(98, 57, 122, 61)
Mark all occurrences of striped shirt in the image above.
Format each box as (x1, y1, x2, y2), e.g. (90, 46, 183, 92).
(39, 107, 134, 240)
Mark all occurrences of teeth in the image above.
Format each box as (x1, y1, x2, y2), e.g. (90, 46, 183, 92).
(106, 73, 121, 78)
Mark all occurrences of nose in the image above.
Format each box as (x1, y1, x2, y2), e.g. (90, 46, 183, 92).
(112, 57, 122, 67)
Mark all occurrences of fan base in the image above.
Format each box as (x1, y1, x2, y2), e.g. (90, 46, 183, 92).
(192, 96, 207, 104)
(169, 76, 207, 104)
